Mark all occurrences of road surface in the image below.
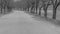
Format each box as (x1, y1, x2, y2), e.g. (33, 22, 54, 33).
(0, 10, 60, 34)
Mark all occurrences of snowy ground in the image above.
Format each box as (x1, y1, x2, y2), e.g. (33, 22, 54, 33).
(0, 10, 60, 34)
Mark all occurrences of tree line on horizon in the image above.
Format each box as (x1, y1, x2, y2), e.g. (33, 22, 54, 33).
(0, 0, 14, 14)
(2, 0, 60, 20)
(17, 0, 60, 19)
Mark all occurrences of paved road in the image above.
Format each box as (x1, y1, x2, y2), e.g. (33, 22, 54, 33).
(0, 10, 60, 34)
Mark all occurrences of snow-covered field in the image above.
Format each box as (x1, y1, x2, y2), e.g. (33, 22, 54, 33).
(0, 10, 60, 34)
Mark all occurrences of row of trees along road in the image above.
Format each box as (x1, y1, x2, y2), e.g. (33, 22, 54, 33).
(0, 0, 14, 14)
(15, 0, 60, 19)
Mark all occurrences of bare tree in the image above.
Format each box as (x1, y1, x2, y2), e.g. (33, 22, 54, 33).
(0, 0, 13, 14)
(50, 0, 60, 19)
(42, 0, 51, 18)
(38, 0, 51, 18)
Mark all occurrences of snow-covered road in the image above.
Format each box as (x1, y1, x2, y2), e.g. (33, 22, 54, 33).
(0, 10, 60, 34)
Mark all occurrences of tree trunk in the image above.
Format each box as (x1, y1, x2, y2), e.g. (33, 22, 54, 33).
(30, 7, 33, 13)
(43, 7, 47, 18)
(24, 8, 26, 11)
(52, 6, 57, 19)
(4, 7, 5, 14)
(28, 8, 29, 11)
(35, 0, 39, 14)
(44, 8, 47, 18)
(35, 7, 37, 14)
(39, 8, 41, 15)
(1, 8, 2, 14)
(31, 6, 34, 13)
(28, 7, 31, 12)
